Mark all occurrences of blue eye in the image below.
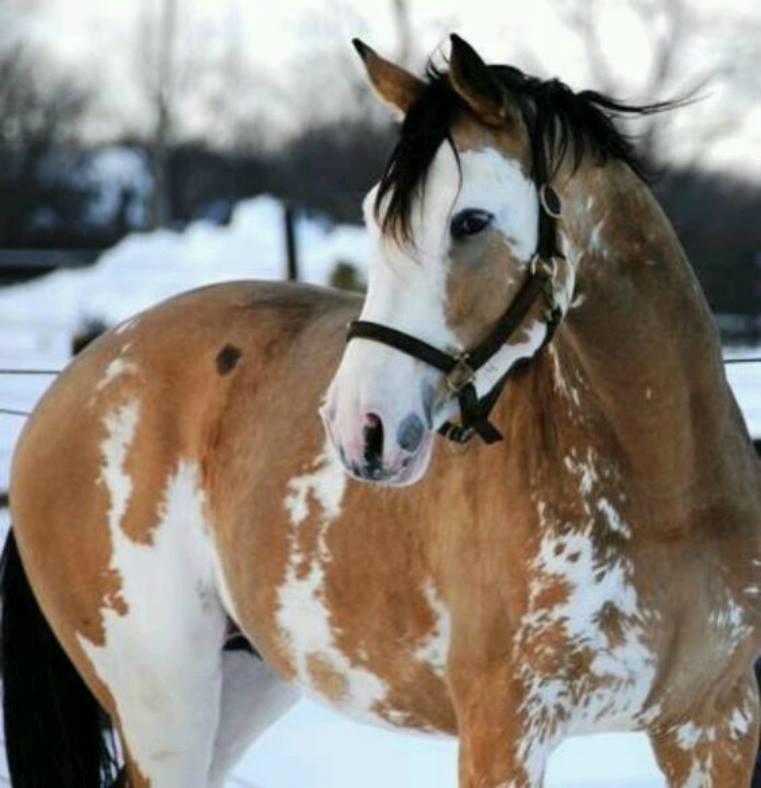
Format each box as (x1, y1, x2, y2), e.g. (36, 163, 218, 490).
(450, 209, 494, 239)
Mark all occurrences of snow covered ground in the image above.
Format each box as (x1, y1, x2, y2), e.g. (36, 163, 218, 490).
(0, 196, 758, 787)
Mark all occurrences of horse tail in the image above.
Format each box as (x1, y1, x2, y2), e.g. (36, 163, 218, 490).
(1, 528, 121, 787)
(753, 659, 761, 788)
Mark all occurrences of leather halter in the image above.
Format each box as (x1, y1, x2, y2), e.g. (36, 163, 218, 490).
(346, 182, 565, 445)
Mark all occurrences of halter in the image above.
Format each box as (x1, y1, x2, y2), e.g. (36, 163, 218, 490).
(346, 182, 565, 445)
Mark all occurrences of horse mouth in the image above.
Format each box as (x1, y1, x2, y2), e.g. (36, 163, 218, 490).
(326, 424, 435, 488)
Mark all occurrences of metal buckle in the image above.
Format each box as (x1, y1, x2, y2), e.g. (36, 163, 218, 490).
(530, 254, 555, 280)
(440, 422, 475, 445)
(445, 353, 475, 393)
(539, 184, 562, 219)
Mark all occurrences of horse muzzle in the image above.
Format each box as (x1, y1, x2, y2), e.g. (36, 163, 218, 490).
(320, 403, 435, 487)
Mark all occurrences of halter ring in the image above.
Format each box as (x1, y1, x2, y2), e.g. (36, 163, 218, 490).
(445, 354, 476, 393)
(539, 184, 562, 219)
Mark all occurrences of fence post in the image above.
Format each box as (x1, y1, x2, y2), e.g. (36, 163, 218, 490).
(284, 204, 299, 281)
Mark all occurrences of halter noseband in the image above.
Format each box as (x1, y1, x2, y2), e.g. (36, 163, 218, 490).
(346, 182, 565, 446)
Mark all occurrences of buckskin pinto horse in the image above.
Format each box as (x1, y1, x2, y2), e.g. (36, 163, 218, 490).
(4, 34, 761, 788)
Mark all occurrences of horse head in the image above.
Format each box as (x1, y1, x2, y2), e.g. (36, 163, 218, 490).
(322, 34, 676, 487)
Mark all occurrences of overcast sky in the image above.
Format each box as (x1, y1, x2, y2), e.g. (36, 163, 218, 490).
(18, 0, 761, 175)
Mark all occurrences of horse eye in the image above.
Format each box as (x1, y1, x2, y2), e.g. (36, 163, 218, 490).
(450, 209, 494, 240)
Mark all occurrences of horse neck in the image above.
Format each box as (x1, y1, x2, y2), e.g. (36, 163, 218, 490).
(514, 161, 742, 516)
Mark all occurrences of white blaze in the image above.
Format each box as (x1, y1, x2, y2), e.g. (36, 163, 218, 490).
(331, 143, 548, 437)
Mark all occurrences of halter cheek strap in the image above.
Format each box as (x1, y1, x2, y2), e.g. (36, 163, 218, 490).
(346, 183, 565, 445)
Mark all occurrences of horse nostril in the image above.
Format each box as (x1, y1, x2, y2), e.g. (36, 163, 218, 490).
(363, 412, 384, 468)
(397, 413, 425, 453)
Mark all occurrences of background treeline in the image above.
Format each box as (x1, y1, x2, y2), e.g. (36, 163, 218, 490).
(3, 124, 760, 319)
(1, 0, 759, 324)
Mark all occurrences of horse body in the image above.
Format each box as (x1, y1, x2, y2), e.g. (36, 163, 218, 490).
(10, 262, 761, 786)
(6, 34, 761, 788)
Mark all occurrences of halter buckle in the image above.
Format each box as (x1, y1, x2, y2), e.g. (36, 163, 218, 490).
(530, 254, 555, 280)
(445, 354, 475, 393)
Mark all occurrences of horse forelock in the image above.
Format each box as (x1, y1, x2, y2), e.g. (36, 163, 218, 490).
(375, 60, 680, 243)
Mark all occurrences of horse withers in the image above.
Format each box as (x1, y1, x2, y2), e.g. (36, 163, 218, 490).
(4, 35, 761, 788)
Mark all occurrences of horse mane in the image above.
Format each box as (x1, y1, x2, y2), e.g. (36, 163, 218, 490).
(376, 62, 681, 241)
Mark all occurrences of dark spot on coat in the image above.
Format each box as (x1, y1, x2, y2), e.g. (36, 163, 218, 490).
(216, 344, 242, 375)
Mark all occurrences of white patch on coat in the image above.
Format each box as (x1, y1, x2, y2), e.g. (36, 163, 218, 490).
(553, 239, 579, 316)
(276, 445, 392, 724)
(114, 316, 139, 335)
(514, 499, 655, 776)
(596, 497, 632, 538)
(548, 347, 576, 406)
(682, 758, 711, 788)
(98, 401, 140, 531)
(563, 448, 631, 539)
(729, 706, 752, 739)
(284, 447, 346, 530)
(671, 702, 755, 785)
(675, 721, 702, 749)
(563, 450, 599, 496)
(414, 579, 451, 679)
(96, 356, 139, 391)
(674, 723, 717, 787)
(590, 219, 607, 254)
(708, 597, 751, 648)
(79, 407, 225, 785)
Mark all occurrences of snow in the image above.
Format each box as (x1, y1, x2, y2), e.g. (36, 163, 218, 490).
(0, 195, 370, 337)
(0, 195, 757, 787)
(726, 349, 761, 442)
(82, 146, 152, 229)
(232, 702, 663, 788)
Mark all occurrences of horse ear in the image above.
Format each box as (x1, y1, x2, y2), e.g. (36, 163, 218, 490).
(352, 38, 423, 121)
(448, 34, 511, 126)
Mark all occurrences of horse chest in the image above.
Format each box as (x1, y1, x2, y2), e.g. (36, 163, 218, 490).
(273, 554, 454, 732)
(269, 450, 454, 733)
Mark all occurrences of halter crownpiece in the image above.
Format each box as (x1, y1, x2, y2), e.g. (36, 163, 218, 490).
(346, 182, 565, 445)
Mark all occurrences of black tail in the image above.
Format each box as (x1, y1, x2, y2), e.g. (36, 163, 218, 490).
(754, 658, 761, 788)
(1, 529, 121, 787)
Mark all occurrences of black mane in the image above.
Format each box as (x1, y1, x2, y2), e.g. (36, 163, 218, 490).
(376, 62, 678, 240)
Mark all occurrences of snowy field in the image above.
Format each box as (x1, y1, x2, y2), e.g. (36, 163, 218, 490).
(0, 196, 758, 787)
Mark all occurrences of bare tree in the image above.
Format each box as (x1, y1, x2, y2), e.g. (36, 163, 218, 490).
(550, 0, 747, 166)
(0, 44, 87, 154)
(137, 0, 179, 228)
(0, 7, 91, 245)
(134, 0, 279, 219)
(391, 0, 413, 67)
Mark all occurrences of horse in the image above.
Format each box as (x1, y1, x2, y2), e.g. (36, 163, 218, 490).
(4, 33, 761, 788)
